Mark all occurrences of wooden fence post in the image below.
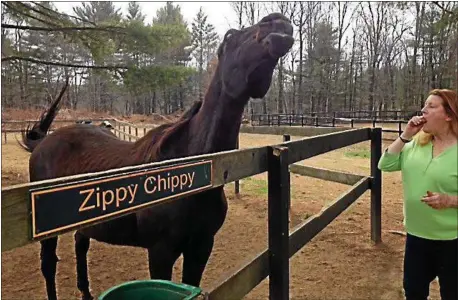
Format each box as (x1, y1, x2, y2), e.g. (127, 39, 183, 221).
(234, 136, 240, 196)
(283, 134, 291, 212)
(370, 127, 382, 244)
(268, 145, 290, 300)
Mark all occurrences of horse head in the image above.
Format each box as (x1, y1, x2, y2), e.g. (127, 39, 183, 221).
(216, 12, 294, 101)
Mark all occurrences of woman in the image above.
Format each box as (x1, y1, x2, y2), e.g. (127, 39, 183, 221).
(378, 89, 458, 300)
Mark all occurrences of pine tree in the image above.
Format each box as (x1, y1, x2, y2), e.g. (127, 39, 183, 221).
(191, 7, 219, 101)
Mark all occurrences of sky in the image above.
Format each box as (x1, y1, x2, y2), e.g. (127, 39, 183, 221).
(53, 1, 239, 39)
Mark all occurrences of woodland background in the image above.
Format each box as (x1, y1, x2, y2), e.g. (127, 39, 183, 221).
(1, 1, 457, 118)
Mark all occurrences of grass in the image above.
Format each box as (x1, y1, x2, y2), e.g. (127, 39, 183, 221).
(240, 177, 268, 196)
(344, 149, 371, 159)
(232, 176, 302, 200)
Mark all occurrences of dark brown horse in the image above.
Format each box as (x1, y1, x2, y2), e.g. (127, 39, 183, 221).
(20, 13, 294, 300)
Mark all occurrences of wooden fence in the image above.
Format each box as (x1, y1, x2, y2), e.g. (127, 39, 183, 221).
(1, 118, 110, 143)
(0, 118, 158, 143)
(1, 120, 382, 300)
(307, 109, 421, 120)
(249, 113, 418, 137)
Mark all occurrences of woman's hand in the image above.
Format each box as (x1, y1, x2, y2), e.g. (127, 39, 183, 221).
(403, 116, 426, 139)
(421, 191, 458, 209)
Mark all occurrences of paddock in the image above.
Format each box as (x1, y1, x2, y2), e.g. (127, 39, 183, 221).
(1, 122, 443, 300)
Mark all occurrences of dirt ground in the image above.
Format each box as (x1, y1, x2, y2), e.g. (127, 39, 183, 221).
(1, 129, 443, 300)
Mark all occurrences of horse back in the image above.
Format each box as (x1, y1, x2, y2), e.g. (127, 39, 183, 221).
(28, 124, 135, 182)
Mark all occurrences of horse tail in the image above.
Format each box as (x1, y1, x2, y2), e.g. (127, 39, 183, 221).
(18, 77, 69, 153)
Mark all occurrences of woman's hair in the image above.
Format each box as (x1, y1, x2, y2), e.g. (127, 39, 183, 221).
(416, 89, 458, 146)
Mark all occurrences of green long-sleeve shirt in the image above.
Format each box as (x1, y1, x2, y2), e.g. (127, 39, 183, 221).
(378, 139, 458, 240)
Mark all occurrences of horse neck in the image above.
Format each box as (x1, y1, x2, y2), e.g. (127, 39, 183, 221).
(188, 74, 249, 155)
(132, 69, 249, 160)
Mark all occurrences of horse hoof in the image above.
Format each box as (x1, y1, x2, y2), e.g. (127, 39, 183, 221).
(82, 293, 93, 300)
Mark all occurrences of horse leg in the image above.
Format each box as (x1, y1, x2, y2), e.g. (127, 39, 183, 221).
(147, 242, 181, 281)
(40, 237, 59, 300)
(181, 236, 214, 287)
(74, 231, 93, 300)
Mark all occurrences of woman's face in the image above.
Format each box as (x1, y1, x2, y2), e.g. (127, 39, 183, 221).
(421, 95, 452, 134)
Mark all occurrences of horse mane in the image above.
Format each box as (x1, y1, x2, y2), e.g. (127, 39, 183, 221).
(134, 100, 203, 162)
(177, 100, 202, 121)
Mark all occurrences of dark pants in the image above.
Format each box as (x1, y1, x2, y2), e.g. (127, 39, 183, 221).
(403, 233, 458, 300)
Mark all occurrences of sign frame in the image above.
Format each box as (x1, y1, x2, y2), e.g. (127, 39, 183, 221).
(29, 159, 213, 240)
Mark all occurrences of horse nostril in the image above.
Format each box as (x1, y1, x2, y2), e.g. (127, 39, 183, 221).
(263, 33, 294, 57)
